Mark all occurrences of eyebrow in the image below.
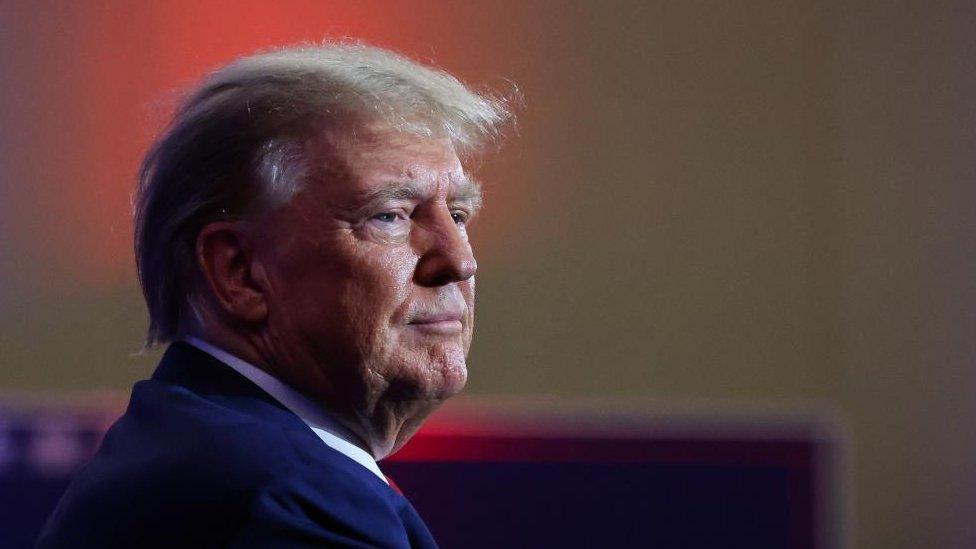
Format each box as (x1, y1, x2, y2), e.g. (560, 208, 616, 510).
(353, 176, 484, 215)
(451, 177, 484, 211)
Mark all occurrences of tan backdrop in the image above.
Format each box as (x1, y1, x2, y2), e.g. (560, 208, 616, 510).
(1, 2, 973, 547)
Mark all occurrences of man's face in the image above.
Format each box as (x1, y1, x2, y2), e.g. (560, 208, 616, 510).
(253, 127, 479, 452)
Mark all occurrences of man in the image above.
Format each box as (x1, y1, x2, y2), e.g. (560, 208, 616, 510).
(37, 43, 512, 548)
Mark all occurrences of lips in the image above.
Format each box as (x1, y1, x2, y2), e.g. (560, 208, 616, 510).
(410, 312, 463, 324)
(407, 307, 465, 335)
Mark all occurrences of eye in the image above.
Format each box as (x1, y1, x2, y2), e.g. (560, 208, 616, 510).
(372, 212, 403, 223)
(451, 211, 469, 225)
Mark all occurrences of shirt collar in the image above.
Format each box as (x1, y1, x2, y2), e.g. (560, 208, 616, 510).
(182, 337, 388, 484)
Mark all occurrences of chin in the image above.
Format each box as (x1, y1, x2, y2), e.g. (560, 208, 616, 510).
(415, 358, 468, 401)
(430, 343, 469, 395)
(390, 354, 468, 404)
(389, 336, 468, 394)
(433, 360, 468, 399)
(374, 357, 466, 459)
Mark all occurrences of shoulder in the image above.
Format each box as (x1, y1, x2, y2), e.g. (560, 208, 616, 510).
(39, 351, 408, 547)
(102, 341, 326, 481)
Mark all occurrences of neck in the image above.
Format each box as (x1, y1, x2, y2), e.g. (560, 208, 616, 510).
(183, 323, 397, 459)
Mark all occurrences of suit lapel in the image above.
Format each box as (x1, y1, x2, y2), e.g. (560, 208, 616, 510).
(151, 342, 305, 431)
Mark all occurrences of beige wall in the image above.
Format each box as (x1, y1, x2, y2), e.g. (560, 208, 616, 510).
(2, 2, 973, 547)
(833, 3, 976, 547)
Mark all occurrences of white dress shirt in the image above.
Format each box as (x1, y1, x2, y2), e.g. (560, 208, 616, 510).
(183, 337, 388, 484)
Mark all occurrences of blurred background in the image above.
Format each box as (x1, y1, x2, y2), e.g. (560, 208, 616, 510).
(1, 1, 974, 547)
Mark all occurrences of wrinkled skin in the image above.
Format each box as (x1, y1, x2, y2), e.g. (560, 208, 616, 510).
(207, 127, 481, 459)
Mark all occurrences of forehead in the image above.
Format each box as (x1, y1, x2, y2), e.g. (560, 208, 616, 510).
(312, 126, 468, 198)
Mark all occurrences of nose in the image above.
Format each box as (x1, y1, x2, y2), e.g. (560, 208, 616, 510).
(414, 208, 477, 287)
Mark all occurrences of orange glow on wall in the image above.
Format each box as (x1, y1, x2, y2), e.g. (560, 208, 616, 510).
(6, 1, 521, 288)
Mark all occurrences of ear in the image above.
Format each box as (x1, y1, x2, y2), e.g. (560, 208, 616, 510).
(195, 221, 269, 325)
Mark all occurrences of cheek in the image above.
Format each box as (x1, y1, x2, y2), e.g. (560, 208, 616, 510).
(465, 277, 476, 308)
(381, 252, 419, 307)
(342, 251, 417, 342)
(462, 278, 476, 332)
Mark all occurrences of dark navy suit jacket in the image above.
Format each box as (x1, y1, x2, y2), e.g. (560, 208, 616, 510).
(37, 342, 438, 548)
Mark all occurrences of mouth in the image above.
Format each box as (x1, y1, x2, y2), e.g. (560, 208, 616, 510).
(407, 311, 464, 335)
